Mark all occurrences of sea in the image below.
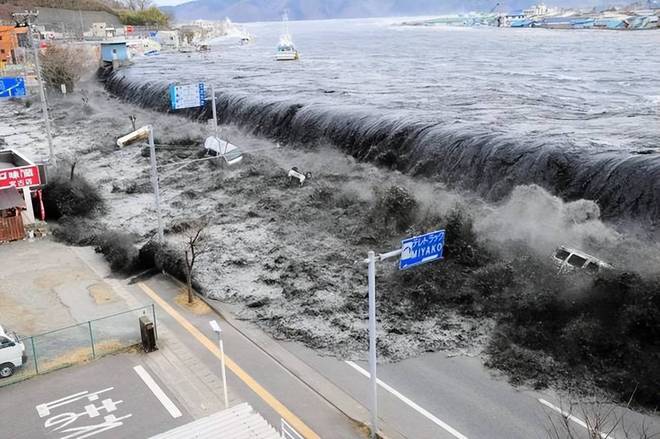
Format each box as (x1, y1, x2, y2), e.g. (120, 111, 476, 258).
(109, 18, 660, 226)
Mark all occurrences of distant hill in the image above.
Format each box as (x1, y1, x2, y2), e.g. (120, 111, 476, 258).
(163, 0, 600, 22)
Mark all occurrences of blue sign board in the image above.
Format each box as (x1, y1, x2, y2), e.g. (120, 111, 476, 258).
(169, 82, 206, 110)
(0, 77, 27, 99)
(399, 229, 445, 270)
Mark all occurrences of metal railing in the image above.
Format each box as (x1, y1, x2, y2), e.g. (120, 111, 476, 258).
(1, 304, 156, 386)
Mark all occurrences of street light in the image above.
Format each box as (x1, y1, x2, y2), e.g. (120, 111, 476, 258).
(116, 125, 164, 243)
(209, 319, 229, 409)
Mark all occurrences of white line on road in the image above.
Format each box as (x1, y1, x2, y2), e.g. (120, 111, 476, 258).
(538, 398, 614, 439)
(134, 365, 183, 419)
(345, 360, 468, 439)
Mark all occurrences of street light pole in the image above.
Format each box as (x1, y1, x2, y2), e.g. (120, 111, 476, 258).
(147, 126, 164, 243)
(209, 320, 229, 409)
(367, 250, 378, 439)
(211, 84, 219, 138)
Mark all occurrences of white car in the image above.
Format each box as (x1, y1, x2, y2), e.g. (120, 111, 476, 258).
(552, 246, 613, 275)
(204, 136, 243, 166)
(0, 324, 26, 378)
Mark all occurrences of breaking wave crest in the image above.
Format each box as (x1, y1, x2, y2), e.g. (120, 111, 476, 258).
(104, 72, 660, 229)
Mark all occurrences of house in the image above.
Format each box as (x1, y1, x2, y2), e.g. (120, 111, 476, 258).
(100, 41, 129, 65)
(0, 149, 43, 241)
(155, 30, 180, 49)
(0, 26, 28, 65)
(0, 186, 27, 242)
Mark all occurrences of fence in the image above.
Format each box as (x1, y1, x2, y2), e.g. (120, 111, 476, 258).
(1, 304, 156, 387)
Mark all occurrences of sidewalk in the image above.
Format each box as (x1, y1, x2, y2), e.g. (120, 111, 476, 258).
(71, 245, 239, 421)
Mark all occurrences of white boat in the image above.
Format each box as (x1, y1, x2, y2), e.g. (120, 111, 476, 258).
(275, 13, 299, 61)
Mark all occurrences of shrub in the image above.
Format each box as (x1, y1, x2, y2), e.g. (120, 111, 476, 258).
(43, 171, 104, 219)
(94, 231, 142, 273)
(39, 45, 85, 92)
(51, 216, 102, 246)
(370, 185, 418, 234)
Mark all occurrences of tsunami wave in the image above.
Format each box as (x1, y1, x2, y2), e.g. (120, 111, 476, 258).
(103, 71, 660, 230)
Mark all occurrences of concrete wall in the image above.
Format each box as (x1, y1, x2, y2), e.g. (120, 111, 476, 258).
(36, 7, 122, 33)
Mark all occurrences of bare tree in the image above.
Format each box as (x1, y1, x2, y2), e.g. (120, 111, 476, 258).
(183, 221, 209, 304)
(123, 0, 152, 10)
(544, 395, 659, 439)
(39, 45, 85, 92)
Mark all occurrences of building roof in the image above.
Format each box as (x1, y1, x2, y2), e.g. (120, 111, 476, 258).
(149, 403, 279, 439)
(0, 186, 25, 210)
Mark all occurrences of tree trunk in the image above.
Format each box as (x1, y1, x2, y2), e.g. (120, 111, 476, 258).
(185, 250, 194, 304)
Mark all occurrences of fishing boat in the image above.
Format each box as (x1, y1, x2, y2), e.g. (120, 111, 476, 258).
(275, 13, 299, 61)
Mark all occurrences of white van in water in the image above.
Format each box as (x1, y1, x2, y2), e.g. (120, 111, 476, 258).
(552, 246, 613, 275)
(204, 136, 243, 166)
(0, 324, 26, 378)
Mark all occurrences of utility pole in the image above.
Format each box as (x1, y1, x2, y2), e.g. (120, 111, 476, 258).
(147, 126, 165, 243)
(13, 10, 56, 166)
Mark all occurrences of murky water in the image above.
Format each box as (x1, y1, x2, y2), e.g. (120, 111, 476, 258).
(109, 18, 660, 226)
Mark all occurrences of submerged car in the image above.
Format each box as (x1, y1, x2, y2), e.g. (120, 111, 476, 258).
(203, 136, 243, 166)
(552, 246, 613, 275)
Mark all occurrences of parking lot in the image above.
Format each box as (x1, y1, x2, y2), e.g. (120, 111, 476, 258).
(0, 353, 192, 439)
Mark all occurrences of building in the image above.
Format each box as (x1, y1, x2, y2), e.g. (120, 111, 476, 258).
(155, 30, 180, 49)
(0, 187, 27, 242)
(0, 26, 28, 65)
(0, 149, 43, 242)
(100, 41, 129, 64)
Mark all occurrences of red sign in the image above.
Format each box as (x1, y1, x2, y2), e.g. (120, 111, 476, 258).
(0, 165, 41, 189)
(126, 25, 134, 34)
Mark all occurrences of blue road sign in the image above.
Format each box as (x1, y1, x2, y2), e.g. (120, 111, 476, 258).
(399, 229, 445, 270)
(0, 77, 27, 99)
(169, 82, 206, 110)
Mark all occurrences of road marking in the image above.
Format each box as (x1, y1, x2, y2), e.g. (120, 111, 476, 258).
(538, 398, 614, 439)
(134, 365, 182, 418)
(138, 282, 320, 439)
(345, 360, 469, 439)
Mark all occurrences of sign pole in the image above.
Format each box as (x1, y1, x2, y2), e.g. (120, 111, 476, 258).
(211, 84, 219, 138)
(367, 250, 378, 439)
(361, 230, 444, 438)
(148, 126, 164, 243)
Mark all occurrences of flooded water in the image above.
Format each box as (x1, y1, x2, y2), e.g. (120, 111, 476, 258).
(108, 18, 660, 227)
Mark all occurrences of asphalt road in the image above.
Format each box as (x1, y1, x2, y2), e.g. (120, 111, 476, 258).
(284, 342, 660, 439)
(131, 276, 364, 439)
(0, 354, 192, 439)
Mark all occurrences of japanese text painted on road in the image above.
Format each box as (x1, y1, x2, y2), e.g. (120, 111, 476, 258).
(399, 229, 445, 270)
(169, 82, 206, 110)
(35, 387, 132, 439)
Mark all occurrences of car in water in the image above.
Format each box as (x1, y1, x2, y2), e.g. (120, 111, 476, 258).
(552, 246, 613, 275)
(203, 136, 244, 166)
(0, 324, 26, 378)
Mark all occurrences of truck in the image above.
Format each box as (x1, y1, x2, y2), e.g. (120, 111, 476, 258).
(0, 324, 27, 378)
